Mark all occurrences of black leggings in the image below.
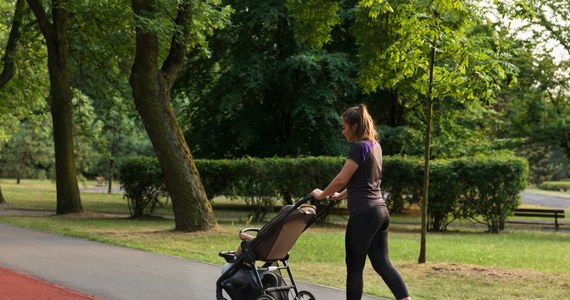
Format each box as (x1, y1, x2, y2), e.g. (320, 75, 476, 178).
(345, 205, 409, 300)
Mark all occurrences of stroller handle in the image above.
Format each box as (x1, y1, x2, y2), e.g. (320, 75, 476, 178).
(295, 195, 337, 227)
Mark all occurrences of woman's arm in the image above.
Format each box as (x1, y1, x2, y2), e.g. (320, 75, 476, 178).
(311, 159, 358, 200)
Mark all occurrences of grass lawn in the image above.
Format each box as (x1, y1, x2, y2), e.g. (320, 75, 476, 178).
(1, 178, 569, 299)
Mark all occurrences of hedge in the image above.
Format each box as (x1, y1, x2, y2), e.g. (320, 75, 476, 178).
(119, 154, 528, 231)
(538, 181, 570, 192)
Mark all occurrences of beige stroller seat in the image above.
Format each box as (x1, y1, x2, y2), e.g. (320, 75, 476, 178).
(236, 204, 316, 262)
(216, 196, 335, 300)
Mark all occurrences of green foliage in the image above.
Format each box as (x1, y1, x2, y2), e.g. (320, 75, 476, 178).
(0, 114, 54, 180)
(0, 0, 49, 143)
(516, 143, 566, 185)
(495, 0, 570, 163)
(72, 89, 104, 179)
(118, 156, 169, 218)
(538, 181, 570, 192)
(285, 0, 340, 48)
(379, 102, 507, 159)
(494, 34, 570, 187)
(174, 1, 356, 158)
(67, 0, 134, 120)
(354, 0, 511, 101)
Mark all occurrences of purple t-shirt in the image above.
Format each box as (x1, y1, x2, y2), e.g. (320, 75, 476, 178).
(346, 140, 385, 215)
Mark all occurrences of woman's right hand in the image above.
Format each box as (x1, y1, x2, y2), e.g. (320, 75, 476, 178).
(330, 192, 344, 201)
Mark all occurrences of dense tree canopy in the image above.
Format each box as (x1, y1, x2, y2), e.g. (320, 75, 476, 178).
(174, 0, 356, 158)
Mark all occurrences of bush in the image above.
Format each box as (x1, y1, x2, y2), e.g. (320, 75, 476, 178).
(382, 155, 528, 232)
(425, 159, 464, 231)
(197, 157, 344, 221)
(382, 156, 423, 213)
(119, 156, 169, 218)
(538, 181, 570, 192)
(118, 154, 528, 231)
(458, 155, 528, 233)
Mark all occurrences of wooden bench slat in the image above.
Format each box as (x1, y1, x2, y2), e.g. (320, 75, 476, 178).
(514, 208, 565, 213)
(508, 208, 566, 230)
(513, 213, 565, 218)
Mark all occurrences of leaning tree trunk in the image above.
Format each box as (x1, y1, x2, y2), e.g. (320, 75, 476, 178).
(27, 0, 83, 214)
(130, 0, 216, 231)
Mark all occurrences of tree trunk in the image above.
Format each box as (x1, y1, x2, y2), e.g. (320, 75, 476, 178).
(130, 0, 216, 231)
(27, 0, 83, 214)
(0, 184, 7, 206)
(418, 45, 436, 264)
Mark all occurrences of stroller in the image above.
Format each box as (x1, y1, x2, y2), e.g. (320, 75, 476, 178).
(216, 196, 335, 300)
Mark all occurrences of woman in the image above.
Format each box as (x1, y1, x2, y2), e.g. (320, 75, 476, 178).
(311, 104, 410, 300)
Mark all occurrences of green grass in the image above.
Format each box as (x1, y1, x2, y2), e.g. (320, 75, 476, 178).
(1, 179, 570, 299)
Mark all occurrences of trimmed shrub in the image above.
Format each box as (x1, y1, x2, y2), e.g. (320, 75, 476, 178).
(426, 159, 464, 231)
(118, 154, 528, 231)
(457, 155, 528, 233)
(197, 156, 344, 221)
(538, 181, 570, 192)
(382, 156, 423, 212)
(119, 156, 169, 218)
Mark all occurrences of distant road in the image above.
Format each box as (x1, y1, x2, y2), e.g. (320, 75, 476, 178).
(520, 192, 570, 210)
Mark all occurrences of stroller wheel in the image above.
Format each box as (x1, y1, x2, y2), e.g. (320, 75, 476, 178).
(255, 295, 275, 300)
(295, 290, 316, 300)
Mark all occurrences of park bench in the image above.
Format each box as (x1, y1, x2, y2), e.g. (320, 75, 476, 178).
(508, 208, 566, 230)
(96, 176, 106, 187)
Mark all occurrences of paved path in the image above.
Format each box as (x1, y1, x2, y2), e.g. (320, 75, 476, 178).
(0, 223, 383, 300)
(520, 192, 570, 209)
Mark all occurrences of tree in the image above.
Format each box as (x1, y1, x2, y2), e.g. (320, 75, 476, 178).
(1, 0, 48, 206)
(0, 0, 25, 206)
(508, 0, 569, 53)
(174, 0, 355, 158)
(26, 0, 83, 214)
(352, 0, 513, 261)
(63, 1, 150, 193)
(1, 114, 54, 183)
(488, 0, 570, 183)
(129, 0, 231, 231)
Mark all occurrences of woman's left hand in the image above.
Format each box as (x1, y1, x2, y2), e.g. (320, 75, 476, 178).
(311, 188, 325, 200)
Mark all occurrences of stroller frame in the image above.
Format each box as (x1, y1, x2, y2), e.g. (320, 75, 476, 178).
(216, 196, 335, 300)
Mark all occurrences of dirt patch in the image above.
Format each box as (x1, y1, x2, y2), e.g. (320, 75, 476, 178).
(0, 208, 131, 218)
(0, 208, 53, 216)
(53, 212, 128, 219)
(399, 262, 545, 282)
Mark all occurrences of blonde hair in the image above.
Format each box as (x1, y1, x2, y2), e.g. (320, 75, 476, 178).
(341, 104, 378, 142)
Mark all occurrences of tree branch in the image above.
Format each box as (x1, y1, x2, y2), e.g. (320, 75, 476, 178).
(161, 0, 191, 87)
(26, 0, 54, 44)
(0, 0, 25, 88)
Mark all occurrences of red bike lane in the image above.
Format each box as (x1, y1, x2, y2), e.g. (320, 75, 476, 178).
(0, 265, 98, 300)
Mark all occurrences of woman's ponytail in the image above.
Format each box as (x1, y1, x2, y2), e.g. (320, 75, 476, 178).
(342, 104, 378, 142)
